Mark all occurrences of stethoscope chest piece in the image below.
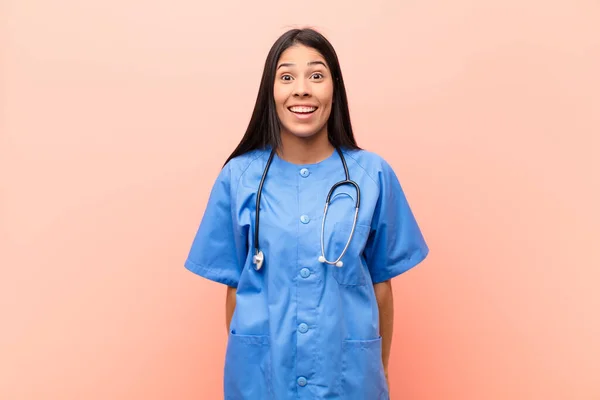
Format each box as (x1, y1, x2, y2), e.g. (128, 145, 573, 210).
(253, 250, 264, 271)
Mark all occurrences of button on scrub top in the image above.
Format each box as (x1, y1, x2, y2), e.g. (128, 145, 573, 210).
(185, 148, 429, 400)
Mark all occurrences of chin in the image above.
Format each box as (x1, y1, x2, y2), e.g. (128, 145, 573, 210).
(290, 131, 319, 139)
(282, 125, 326, 140)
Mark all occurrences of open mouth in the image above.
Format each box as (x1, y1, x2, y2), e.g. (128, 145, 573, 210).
(288, 106, 318, 115)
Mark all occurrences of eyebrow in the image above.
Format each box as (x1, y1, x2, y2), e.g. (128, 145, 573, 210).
(277, 60, 328, 69)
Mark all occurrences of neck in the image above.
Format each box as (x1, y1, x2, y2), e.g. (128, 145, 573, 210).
(278, 130, 334, 165)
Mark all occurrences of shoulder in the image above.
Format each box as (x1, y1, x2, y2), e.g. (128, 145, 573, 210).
(342, 148, 396, 186)
(342, 148, 391, 169)
(221, 148, 270, 182)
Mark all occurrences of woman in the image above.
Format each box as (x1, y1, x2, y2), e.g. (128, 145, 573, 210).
(185, 28, 429, 400)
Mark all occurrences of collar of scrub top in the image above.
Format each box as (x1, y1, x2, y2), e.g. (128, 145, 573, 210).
(252, 147, 361, 271)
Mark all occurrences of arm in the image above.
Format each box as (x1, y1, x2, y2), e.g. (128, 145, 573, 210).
(374, 279, 394, 385)
(225, 286, 236, 333)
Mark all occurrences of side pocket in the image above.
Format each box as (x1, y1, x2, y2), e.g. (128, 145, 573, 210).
(340, 337, 389, 400)
(224, 332, 272, 400)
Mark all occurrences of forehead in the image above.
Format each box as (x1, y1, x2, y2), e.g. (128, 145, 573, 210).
(277, 45, 327, 67)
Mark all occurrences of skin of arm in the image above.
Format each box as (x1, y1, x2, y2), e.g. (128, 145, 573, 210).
(374, 279, 394, 391)
(226, 286, 236, 333)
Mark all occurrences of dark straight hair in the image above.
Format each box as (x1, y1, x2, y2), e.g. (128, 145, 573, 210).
(224, 28, 360, 166)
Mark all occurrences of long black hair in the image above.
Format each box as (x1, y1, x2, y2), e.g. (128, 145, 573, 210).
(224, 28, 360, 166)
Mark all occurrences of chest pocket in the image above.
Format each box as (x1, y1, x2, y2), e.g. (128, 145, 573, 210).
(328, 221, 371, 286)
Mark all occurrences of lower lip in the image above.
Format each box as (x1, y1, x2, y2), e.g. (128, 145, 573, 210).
(289, 109, 317, 120)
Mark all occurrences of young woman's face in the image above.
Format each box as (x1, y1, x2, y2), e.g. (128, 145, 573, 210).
(273, 44, 334, 140)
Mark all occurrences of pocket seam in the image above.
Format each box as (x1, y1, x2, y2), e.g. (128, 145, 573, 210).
(343, 336, 382, 348)
(229, 331, 270, 345)
(334, 221, 371, 234)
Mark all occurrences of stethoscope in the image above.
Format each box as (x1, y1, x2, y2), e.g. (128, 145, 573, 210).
(252, 147, 361, 271)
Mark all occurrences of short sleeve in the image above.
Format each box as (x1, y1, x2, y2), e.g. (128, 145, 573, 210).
(184, 162, 246, 287)
(364, 159, 429, 283)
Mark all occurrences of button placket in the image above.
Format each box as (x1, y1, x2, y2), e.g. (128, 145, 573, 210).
(296, 165, 317, 393)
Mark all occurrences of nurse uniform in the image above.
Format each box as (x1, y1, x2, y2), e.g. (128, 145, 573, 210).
(185, 147, 429, 400)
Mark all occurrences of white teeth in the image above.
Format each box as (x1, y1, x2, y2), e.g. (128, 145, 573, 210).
(289, 106, 316, 113)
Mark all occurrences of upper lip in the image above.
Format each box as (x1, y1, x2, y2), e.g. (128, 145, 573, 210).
(287, 104, 318, 108)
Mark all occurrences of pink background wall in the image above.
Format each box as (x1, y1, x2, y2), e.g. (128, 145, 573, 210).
(2, 0, 599, 399)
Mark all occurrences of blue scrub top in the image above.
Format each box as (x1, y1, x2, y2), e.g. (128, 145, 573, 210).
(185, 148, 429, 400)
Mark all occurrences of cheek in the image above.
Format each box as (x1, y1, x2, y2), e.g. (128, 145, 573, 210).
(273, 94, 284, 110)
(273, 95, 287, 120)
(319, 86, 334, 111)
(319, 96, 334, 120)
(273, 85, 289, 108)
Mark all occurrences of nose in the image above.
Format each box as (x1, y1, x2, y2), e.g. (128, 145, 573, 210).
(293, 78, 311, 97)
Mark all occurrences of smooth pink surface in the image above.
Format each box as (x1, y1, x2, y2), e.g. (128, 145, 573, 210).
(2, 1, 599, 399)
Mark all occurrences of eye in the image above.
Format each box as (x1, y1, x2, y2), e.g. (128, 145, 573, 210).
(281, 74, 293, 81)
(311, 73, 324, 80)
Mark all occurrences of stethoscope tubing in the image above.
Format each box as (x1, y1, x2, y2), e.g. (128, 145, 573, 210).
(253, 147, 360, 271)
